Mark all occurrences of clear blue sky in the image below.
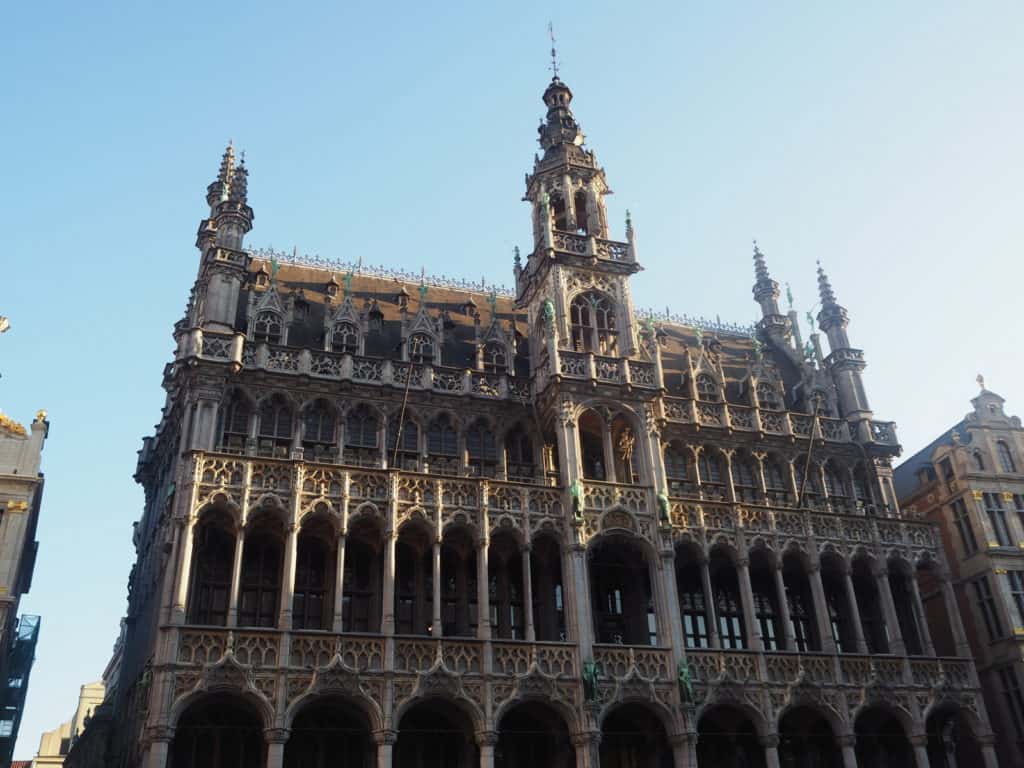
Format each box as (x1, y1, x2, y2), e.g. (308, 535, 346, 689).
(2, 0, 1021, 757)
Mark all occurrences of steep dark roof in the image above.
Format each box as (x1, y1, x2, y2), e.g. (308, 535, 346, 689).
(893, 419, 967, 499)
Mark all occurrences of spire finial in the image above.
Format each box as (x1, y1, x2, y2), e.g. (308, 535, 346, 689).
(753, 239, 770, 282)
(976, 373, 986, 390)
(548, 22, 560, 79)
(816, 260, 836, 306)
(785, 282, 794, 310)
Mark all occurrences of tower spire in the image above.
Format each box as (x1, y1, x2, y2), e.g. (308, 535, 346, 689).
(816, 260, 837, 307)
(548, 22, 560, 80)
(206, 140, 235, 209)
(751, 240, 782, 320)
(753, 239, 770, 282)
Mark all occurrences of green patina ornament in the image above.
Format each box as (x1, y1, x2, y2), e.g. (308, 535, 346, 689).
(418, 282, 428, 300)
(343, 270, 353, 296)
(805, 310, 815, 329)
(694, 326, 704, 348)
(270, 257, 280, 284)
(542, 299, 556, 328)
(677, 660, 694, 704)
(570, 480, 584, 521)
(752, 336, 765, 362)
(582, 660, 599, 701)
(803, 341, 815, 361)
(657, 492, 671, 524)
(785, 283, 794, 309)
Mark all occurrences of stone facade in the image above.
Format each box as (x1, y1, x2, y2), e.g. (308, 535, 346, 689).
(896, 385, 1024, 767)
(77, 74, 997, 768)
(0, 408, 47, 764)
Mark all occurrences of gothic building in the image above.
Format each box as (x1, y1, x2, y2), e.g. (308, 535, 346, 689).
(76, 73, 998, 768)
(895, 385, 1024, 768)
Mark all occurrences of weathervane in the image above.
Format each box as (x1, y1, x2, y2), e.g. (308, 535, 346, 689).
(548, 22, 560, 78)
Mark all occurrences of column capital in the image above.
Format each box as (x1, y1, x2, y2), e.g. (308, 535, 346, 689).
(372, 728, 398, 745)
(264, 727, 290, 745)
(668, 732, 695, 747)
(760, 734, 780, 748)
(143, 724, 175, 745)
(908, 733, 928, 748)
(570, 731, 601, 748)
(836, 734, 857, 748)
(475, 730, 499, 747)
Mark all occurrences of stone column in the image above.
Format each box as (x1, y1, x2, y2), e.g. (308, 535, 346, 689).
(278, 524, 298, 630)
(265, 729, 289, 768)
(382, 529, 397, 635)
(332, 533, 347, 632)
(572, 732, 601, 768)
(477, 731, 498, 768)
(477, 538, 491, 640)
(837, 735, 858, 768)
(700, 556, 720, 649)
(772, 561, 795, 651)
(736, 556, 763, 651)
(432, 538, 443, 637)
(172, 516, 197, 623)
(660, 549, 687, 662)
(374, 730, 396, 768)
(908, 575, 935, 656)
(523, 545, 536, 642)
(979, 735, 999, 768)
(670, 734, 697, 768)
(227, 526, 247, 627)
(143, 733, 171, 768)
(910, 733, 930, 768)
(843, 566, 869, 654)
(808, 560, 838, 653)
(940, 570, 972, 657)
(763, 735, 781, 768)
(875, 563, 906, 655)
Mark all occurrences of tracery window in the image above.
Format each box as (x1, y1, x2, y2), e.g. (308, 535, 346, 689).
(292, 533, 330, 630)
(331, 321, 359, 355)
(343, 533, 381, 634)
(238, 532, 282, 628)
(756, 381, 781, 410)
(786, 578, 816, 652)
(344, 405, 380, 467)
(852, 464, 873, 509)
(427, 414, 459, 474)
(698, 451, 727, 501)
(408, 332, 434, 363)
(302, 400, 336, 459)
(664, 442, 693, 496)
(569, 291, 617, 355)
(504, 426, 535, 482)
(730, 454, 760, 503)
(254, 310, 283, 344)
(712, 566, 746, 650)
(998, 441, 1018, 473)
(823, 462, 849, 508)
(258, 395, 293, 457)
(482, 342, 507, 373)
(219, 392, 252, 454)
(466, 419, 497, 478)
(387, 416, 420, 470)
(763, 457, 790, 505)
(795, 459, 823, 508)
(188, 522, 235, 626)
(696, 374, 719, 402)
(753, 585, 779, 651)
(676, 561, 709, 648)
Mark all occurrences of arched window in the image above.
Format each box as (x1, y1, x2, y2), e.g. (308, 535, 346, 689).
(579, 410, 606, 481)
(302, 400, 336, 460)
(344, 405, 380, 467)
(710, 553, 746, 650)
(408, 332, 434, 363)
(569, 291, 617, 355)
(756, 381, 781, 410)
(676, 552, 709, 648)
(254, 310, 283, 344)
(219, 391, 252, 453)
(258, 395, 293, 457)
(997, 441, 1017, 473)
(763, 457, 790, 505)
(505, 426, 535, 482)
(466, 419, 497, 478)
(574, 189, 590, 234)
(973, 452, 986, 472)
(387, 416, 419, 470)
(292, 532, 331, 630)
(698, 450, 727, 501)
(610, 414, 640, 485)
(731, 454, 760, 503)
(188, 520, 235, 626)
(427, 414, 459, 474)
(331, 321, 359, 355)
(696, 374, 719, 402)
(441, 529, 478, 637)
(482, 342, 507, 373)
(488, 534, 524, 639)
(590, 537, 657, 646)
(550, 193, 568, 231)
(238, 530, 282, 628)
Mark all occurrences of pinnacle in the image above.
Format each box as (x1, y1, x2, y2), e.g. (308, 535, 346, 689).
(816, 260, 837, 306)
(753, 240, 770, 282)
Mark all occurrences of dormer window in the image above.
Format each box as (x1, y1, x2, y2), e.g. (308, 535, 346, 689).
(482, 342, 506, 373)
(409, 333, 434, 364)
(254, 311, 282, 344)
(368, 303, 384, 334)
(255, 270, 269, 288)
(293, 300, 309, 321)
(331, 322, 359, 355)
(325, 280, 339, 299)
(696, 374, 719, 402)
(756, 381, 781, 410)
(569, 291, 617, 355)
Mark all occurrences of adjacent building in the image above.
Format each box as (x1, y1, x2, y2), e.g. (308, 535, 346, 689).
(70, 72, 998, 768)
(896, 384, 1024, 767)
(33, 682, 105, 767)
(0, 409, 47, 765)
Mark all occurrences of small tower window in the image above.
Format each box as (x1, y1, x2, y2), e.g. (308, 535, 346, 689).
(409, 333, 434, 364)
(997, 441, 1017, 474)
(573, 189, 589, 234)
(293, 299, 309, 321)
(482, 342, 507, 373)
(696, 374, 719, 402)
(550, 194, 568, 231)
(254, 311, 283, 344)
(756, 381, 781, 410)
(569, 291, 617, 355)
(331, 322, 359, 355)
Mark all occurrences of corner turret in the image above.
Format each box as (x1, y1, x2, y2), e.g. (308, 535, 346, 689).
(815, 262, 871, 419)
